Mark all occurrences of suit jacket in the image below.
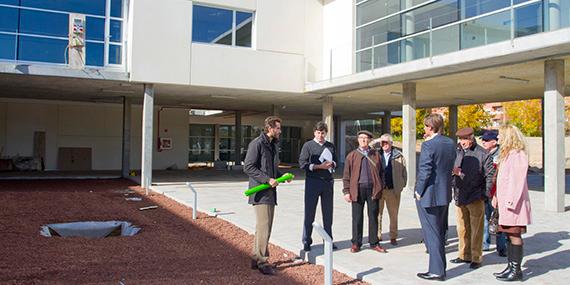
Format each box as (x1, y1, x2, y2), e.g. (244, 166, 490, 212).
(415, 134, 456, 208)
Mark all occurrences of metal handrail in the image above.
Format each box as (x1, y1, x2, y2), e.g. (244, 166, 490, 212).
(186, 182, 198, 220)
(312, 222, 332, 285)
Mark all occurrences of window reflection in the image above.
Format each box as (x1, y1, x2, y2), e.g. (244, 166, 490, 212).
(192, 5, 253, 48)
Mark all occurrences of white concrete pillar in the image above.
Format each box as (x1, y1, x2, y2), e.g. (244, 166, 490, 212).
(382, 111, 392, 134)
(402, 83, 417, 192)
(141, 84, 154, 194)
(214, 124, 220, 161)
(449, 105, 458, 142)
(543, 60, 565, 212)
(235, 110, 242, 165)
(323, 96, 334, 143)
(121, 96, 131, 178)
(547, 0, 561, 31)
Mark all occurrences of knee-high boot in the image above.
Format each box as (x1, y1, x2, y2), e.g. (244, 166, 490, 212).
(493, 239, 511, 278)
(497, 244, 523, 282)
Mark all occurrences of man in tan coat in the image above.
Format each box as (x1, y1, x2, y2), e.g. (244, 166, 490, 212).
(371, 133, 407, 246)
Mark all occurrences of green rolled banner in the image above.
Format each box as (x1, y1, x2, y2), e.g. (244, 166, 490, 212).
(244, 173, 295, 196)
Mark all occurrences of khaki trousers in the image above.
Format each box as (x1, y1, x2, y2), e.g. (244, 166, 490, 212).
(457, 199, 485, 263)
(252, 204, 275, 266)
(378, 188, 401, 240)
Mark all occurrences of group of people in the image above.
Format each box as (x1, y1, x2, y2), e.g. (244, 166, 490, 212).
(244, 114, 531, 282)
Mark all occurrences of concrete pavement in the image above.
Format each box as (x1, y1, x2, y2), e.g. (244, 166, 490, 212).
(148, 170, 569, 285)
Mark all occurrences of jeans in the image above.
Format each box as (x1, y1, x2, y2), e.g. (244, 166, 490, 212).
(483, 200, 507, 253)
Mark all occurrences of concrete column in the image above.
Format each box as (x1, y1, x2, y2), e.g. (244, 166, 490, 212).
(381, 111, 392, 134)
(141, 84, 154, 194)
(121, 96, 131, 178)
(402, 83, 417, 192)
(339, 120, 347, 165)
(547, 0, 561, 31)
(543, 60, 565, 212)
(323, 96, 334, 143)
(234, 110, 242, 165)
(449, 105, 458, 142)
(214, 124, 220, 161)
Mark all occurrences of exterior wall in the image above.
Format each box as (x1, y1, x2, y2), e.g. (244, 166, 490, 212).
(0, 99, 188, 171)
(255, 0, 305, 55)
(305, 0, 324, 82)
(128, 0, 192, 85)
(323, 0, 353, 79)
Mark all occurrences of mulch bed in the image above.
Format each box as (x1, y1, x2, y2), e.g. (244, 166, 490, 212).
(0, 179, 366, 285)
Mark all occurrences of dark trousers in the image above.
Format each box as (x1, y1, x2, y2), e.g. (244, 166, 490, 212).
(417, 201, 448, 276)
(302, 178, 334, 246)
(351, 185, 379, 247)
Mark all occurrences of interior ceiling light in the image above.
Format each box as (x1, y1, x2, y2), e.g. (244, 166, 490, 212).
(211, 95, 237, 99)
(100, 89, 135, 94)
(389, 92, 402, 96)
(499, 75, 530, 84)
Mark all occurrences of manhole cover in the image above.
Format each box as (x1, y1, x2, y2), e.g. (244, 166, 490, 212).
(40, 221, 140, 238)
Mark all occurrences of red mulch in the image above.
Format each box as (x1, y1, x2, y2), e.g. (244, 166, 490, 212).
(0, 179, 367, 285)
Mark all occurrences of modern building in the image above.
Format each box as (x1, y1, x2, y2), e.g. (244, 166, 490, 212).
(0, 0, 567, 211)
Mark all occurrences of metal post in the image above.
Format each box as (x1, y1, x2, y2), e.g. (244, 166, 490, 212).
(371, 36, 375, 70)
(186, 182, 198, 220)
(329, 49, 333, 80)
(312, 222, 332, 285)
(429, 18, 433, 60)
(510, 0, 515, 45)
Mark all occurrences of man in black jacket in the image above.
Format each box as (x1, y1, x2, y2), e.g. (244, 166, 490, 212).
(299, 121, 337, 252)
(449, 127, 495, 270)
(244, 116, 283, 275)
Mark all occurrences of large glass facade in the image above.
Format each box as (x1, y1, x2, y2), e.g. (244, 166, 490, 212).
(355, 0, 554, 72)
(192, 4, 253, 48)
(0, 0, 125, 67)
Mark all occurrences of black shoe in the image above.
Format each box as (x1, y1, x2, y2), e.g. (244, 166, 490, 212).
(303, 244, 311, 252)
(332, 243, 338, 250)
(450, 257, 471, 264)
(417, 272, 445, 281)
(250, 260, 258, 270)
(497, 244, 523, 282)
(469, 262, 481, 269)
(258, 265, 276, 275)
(497, 250, 507, 257)
(493, 264, 512, 278)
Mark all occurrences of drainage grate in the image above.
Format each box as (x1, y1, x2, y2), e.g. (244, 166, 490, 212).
(40, 221, 140, 238)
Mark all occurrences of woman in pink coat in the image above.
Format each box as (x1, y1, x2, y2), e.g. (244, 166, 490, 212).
(491, 124, 531, 282)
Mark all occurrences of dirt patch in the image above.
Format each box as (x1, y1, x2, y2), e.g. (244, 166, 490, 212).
(0, 179, 366, 285)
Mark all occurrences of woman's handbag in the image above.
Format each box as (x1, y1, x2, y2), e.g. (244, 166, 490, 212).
(489, 208, 500, 235)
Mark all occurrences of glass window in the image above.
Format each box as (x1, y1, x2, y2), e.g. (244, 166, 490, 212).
(109, 19, 122, 43)
(356, 49, 372, 72)
(86, 17, 105, 41)
(190, 124, 214, 136)
(432, 25, 460, 56)
(109, 44, 121, 64)
(86, 42, 103, 66)
(403, 0, 459, 36)
(19, 10, 68, 37)
(192, 5, 233, 45)
(0, 0, 19, 4)
(401, 32, 430, 62)
(515, 2, 542, 38)
(463, 0, 510, 19)
(111, 0, 123, 18)
(356, 14, 400, 49)
(20, 0, 106, 16)
(18, 36, 67, 63)
(357, 0, 400, 26)
(0, 34, 16, 60)
(0, 7, 18, 33)
(460, 10, 510, 50)
(372, 41, 401, 68)
(403, 0, 432, 9)
(236, 11, 252, 47)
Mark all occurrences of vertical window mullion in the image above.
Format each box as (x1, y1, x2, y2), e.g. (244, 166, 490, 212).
(104, 0, 110, 66)
(232, 10, 236, 46)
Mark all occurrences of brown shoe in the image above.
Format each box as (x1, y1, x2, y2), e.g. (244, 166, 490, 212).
(371, 245, 388, 253)
(350, 244, 360, 253)
(390, 239, 398, 246)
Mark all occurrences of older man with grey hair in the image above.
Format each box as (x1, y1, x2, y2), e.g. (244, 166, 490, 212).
(371, 133, 407, 246)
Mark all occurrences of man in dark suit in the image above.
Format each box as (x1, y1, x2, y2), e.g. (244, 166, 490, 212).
(415, 113, 456, 281)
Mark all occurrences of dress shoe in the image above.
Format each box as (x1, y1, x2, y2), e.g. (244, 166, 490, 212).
(483, 247, 492, 252)
(332, 243, 338, 250)
(469, 262, 481, 269)
(350, 244, 360, 253)
(251, 259, 258, 270)
(258, 265, 276, 275)
(417, 272, 445, 281)
(390, 238, 398, 246)
(450, 257, 471, 264)
(497, 250, 507, 257)
(303, 244, 311, 252)
(371, 245, 388, 253)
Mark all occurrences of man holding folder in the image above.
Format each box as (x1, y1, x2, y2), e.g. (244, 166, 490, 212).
(299, 121, 337, 251)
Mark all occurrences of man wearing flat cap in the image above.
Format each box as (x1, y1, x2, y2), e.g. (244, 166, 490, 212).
(450, 127, 495, 269)
(343, 130, 387, 253)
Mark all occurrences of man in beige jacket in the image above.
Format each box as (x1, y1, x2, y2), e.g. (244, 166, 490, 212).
(371, 133, 407, 246)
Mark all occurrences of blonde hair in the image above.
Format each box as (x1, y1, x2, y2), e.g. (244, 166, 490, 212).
(498, 124, 527, 163)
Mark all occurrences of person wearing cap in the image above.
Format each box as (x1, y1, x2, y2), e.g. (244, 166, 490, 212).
(481, 130, 507, 257)
(299, 121, 337, 252)
(415, 113, 456, 281)
(342, 130, 387, 253)
(370, 133, 407, 246)
(449, 127, 495, 270)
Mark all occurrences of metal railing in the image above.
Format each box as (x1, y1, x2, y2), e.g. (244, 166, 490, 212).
(186, 182, 198, 220)
(312, 222, 333, 285)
